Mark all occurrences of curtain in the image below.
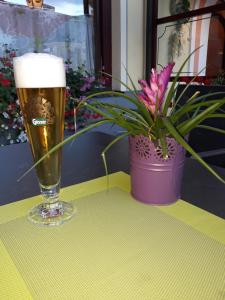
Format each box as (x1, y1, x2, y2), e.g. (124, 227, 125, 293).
(0, 2, 94, 71)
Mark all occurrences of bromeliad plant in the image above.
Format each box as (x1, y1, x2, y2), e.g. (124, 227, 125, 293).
(23, 48, 225, 184)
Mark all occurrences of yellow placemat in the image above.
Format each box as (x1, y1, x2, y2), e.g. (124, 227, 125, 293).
(0, 172, 225, 300)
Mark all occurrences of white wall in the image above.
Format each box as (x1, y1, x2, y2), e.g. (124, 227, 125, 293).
(111, 0, 145, 90)
(111, 0, 127, 90)
(127, 0, 145, 88)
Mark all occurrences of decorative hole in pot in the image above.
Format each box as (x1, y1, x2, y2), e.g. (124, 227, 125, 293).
(129, 135, 186, 205)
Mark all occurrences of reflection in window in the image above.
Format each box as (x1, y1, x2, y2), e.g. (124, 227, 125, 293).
(5, 0, 84, 16)
(158, 0, 218, 19)
(0, 0, 94, 71)
(157, 11, 225, 78)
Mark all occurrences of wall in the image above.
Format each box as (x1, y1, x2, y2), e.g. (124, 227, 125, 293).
(127, 0, 145, 88)
(111, 0, 145, 90)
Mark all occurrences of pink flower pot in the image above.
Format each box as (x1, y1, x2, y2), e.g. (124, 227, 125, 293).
(129, 135, 186, 205)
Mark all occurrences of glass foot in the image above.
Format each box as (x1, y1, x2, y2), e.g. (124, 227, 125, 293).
(28, 201, 75, 226)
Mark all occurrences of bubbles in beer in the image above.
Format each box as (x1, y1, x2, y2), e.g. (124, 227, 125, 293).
(13, 53, 66, 88)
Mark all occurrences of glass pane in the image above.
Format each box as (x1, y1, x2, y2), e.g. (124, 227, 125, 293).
(0, 0, 93, 70)
(0, 0, 99, 146)
(5, 0, 84, 16)
(156, 12, 225, 77)
(158, 0, 218, 19)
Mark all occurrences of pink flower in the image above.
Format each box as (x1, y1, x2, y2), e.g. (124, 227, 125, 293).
(80, 83, 90, 92)
(85, 76, 95, 84)
(138, 63, 174, 115)
(80, 76, 96, 92)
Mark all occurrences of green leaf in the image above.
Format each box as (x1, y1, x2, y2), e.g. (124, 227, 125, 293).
(171, 98, 225, 123)
(171, 66, 205, 113)
(178, 103, 222, 136)
(95, 102, 151, 130)
(87, 102, 146, 135)
(121, 63, 139, 97)
(187, 91, 225, 104)
(101, 132, 130, 189)
(78, 90, 154, 126)
(191, 105, 201, 119)
(84, 103, 112, 120)
(102, 71, 133, 93)
(172, 90, 200, 114)
(206, 113, 225, 119)
(163, 45, 203, 115)
(196, 125, 225, 135)
(102, 131, 131, 155)
(17, 120, 110, 182)
(162, 117, 225, 184)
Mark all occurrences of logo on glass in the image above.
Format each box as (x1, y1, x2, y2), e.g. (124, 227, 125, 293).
(32, 118, 47, 126)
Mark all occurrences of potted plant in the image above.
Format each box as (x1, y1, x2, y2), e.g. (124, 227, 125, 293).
(27, 49, 225, 204)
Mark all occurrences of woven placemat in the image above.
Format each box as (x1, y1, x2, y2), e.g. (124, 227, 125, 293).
(0, 186, 225, 300)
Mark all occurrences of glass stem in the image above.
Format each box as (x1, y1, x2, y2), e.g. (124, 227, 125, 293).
(40, 182, 60, 204)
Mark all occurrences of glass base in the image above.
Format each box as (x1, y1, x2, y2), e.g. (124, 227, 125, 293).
(28, 201, 75, 226)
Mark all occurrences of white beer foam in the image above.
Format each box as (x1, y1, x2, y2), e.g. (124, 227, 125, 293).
(13, 53, 66, 88)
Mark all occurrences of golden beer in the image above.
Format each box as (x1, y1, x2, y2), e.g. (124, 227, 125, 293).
(13, 53, 74, 225)
(17, 87, 65, 187)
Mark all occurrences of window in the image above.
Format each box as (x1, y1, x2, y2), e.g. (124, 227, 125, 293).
(146, 0, 225, 80)
(0, 0, 111, 145)
(5, 0, 84, 17)
(84, 0, 112, 77)
(0, 0, 94, 70)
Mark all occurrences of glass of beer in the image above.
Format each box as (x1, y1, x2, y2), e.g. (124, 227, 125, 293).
(13, 53, 74, 226)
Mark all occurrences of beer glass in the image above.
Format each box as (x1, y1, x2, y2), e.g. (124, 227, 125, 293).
(13, 53, 74, 226)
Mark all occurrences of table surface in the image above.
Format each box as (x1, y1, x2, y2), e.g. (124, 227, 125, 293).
(0, 134, 225, 300)
(0, 132, 225, 218)
(1, 172, 224, 300)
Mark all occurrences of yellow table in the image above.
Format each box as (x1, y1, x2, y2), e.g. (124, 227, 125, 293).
(0, 172, 225, 300)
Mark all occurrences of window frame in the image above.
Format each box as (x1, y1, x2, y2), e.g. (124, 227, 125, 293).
(146, 0, 225, 80)
(84, 0, 112, 86)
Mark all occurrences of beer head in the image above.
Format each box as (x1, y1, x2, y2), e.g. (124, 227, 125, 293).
(13, 53, 66, 88)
